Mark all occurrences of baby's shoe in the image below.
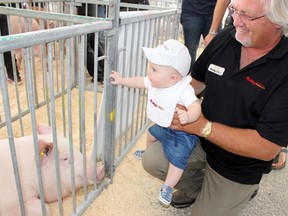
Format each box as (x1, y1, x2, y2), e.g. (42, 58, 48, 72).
(134, 150, 145, 159)
(159, 184, 173, 207)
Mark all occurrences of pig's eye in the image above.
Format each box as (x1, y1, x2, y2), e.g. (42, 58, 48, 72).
(63, 157, 68, 161)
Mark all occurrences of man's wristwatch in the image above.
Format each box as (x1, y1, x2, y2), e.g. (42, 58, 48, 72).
(202, 121, 213, 139)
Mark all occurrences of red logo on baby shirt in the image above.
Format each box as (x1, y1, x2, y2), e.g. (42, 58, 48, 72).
(245, 76, 266, 90)
(150, 99, 164, 111)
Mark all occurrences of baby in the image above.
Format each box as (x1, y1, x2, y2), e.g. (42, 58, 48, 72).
(110, 39, 201, 206)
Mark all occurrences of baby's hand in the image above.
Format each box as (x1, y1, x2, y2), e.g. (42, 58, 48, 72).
(176, 107, 189, 125)
(109, 70, 123, 85)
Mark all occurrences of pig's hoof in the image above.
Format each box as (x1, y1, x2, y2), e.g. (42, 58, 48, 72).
(96, 164, 105, 184)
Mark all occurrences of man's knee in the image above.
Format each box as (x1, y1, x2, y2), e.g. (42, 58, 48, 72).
(142, 141, 169, 180)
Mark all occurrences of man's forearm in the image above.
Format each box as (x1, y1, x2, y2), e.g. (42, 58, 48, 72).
(205, 121, 281, 161)
(172, 113, 282, 161)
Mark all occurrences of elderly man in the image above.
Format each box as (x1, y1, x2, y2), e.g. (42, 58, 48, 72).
(142, 0, 288, 215)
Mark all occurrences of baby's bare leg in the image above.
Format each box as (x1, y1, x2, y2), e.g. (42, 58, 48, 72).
(147, 131, 157, 147)
(133, 131, 157, 159)
(164, 163, 183, 188)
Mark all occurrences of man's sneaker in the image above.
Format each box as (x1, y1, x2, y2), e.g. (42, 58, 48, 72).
(134, 150, 145, 159)
(171, 190, 196, 208)
(159, 184, 173, 207)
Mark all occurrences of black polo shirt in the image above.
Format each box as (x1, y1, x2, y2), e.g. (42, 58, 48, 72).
(192, 26, 288, 184)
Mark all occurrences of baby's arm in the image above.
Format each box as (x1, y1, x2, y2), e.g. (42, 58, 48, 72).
(110, 70, 146, 88)
(176, 100, 201, 125)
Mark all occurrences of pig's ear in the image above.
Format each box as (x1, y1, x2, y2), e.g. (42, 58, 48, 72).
(37, 124, 52, 135)
(37, 139, 54, 165)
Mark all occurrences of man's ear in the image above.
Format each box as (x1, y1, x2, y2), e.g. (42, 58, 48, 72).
(273, 23, 282, 30)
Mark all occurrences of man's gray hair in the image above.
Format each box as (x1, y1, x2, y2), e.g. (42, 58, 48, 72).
(262, 0, 288, 36)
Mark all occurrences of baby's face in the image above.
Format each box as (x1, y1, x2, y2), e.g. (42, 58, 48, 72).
(147, 62, 178, 88)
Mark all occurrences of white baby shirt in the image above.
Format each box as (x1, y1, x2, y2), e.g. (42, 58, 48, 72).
(144, 76, 198, 127)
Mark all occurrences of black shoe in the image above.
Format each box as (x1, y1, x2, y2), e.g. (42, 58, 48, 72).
(171, 190, 196, 208)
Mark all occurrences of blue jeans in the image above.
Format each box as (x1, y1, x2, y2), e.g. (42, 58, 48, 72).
(180, 13, 214, 72)
(148, 124, 199, 170)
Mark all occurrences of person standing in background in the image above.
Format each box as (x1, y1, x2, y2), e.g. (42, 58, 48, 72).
(181, 0, 231, 72)
(77, 3, 105, 84)
(0, 3, 22, 85)
(204, 0, 231, 46)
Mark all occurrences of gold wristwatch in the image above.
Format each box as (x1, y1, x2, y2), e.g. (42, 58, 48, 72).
(202, 121, 213, 139)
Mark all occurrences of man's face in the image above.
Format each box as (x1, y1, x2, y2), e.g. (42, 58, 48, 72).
(232, 0, 280, 48)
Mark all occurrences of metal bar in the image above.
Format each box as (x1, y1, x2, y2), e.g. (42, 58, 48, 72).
(103, 0, 119, 180)
(0, 6, 105, 24)
(0, 21, 112, 53)
(24, 47, 47, 215)
(1, 0, 64, 3)
(119, 9, 177, 25)
(78, 35, 89, 200)
(92, 31, 99, 188)
(65, 37, 77, 214)
(47, 42, 64, 215)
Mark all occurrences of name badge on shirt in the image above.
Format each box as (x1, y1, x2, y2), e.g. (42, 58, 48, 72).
(208, 64, 225, 76)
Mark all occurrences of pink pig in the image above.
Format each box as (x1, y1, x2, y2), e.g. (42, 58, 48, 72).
(9, 15, 42, 70)
(0, 124, 105, 216)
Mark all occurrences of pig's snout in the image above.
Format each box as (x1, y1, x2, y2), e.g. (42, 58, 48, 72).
(86, 159, 94, 184)
(86, 160, 105, 184)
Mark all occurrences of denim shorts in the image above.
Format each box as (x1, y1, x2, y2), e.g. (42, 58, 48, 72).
(148, 124, 199, 170)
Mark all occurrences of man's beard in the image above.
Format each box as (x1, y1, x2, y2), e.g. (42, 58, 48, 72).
(235, 31, 252, 47)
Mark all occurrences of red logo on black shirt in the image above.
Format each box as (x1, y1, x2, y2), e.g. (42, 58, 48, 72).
(245, 76, 266, 90)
